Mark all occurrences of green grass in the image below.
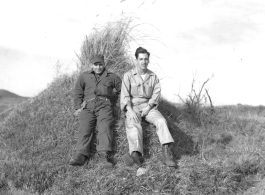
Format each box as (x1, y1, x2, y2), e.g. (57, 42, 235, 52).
(1, 17, 265, 194)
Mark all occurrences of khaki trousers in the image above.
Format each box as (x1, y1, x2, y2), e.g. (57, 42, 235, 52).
(125, 103, 174, 155)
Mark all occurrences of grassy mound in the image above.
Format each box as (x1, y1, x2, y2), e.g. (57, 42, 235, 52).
(1, 18, 265, 194)
(0, 73, 185, 194)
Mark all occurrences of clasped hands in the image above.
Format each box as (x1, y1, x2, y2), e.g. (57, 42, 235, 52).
(127, 105, 151, 123)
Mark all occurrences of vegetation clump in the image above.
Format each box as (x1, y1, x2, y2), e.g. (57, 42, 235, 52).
(77, 17, 135, 76)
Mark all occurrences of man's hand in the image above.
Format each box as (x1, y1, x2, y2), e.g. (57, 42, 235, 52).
(127, 109, 141, 123)
(141, 105, 151, 117)
(113, 106, 121, 118)
(74, 101, 86, 117)
(74, 108, 82, 117)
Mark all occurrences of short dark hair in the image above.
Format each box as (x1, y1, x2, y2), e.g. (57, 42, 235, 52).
(135, 47, 150, 59)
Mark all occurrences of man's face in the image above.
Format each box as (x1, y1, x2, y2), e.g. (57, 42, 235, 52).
(136, 53, 149, 71)
(92, 62, 105, 74)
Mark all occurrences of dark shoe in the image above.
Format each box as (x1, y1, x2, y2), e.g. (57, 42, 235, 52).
(130, 151, 142, 166)
(69, 153, 87, 166)
(98, 152, 114, 169)
(123, 153, 134, 167)
(162, 144, 176, 167)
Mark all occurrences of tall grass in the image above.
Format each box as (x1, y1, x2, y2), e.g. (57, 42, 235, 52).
(174, 76, 265, 194)
(174, 104, 265, 194)
(77, 17, 135, 76)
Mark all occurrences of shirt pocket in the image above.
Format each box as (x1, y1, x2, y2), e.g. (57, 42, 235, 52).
(143, 82, 153, 97)
(131, 82, 141, 96)
(102, 81, 113, 95)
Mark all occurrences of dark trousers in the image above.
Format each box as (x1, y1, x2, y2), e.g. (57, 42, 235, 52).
(75, 105, 114, 157)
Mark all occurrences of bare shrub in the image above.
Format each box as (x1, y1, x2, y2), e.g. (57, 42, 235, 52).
(178, 74, 215, 127)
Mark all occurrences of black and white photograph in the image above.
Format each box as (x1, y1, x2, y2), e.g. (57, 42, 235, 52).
(1, 0, 265, 194)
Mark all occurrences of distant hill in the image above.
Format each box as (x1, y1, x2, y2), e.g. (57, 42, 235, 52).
(0, 89, 24, 99)
(0, 89, 29, 122)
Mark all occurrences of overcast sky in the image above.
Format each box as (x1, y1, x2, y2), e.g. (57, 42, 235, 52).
(0, 0, 265, 106)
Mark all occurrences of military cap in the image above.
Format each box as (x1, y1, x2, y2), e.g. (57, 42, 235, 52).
(91, 55, 104, 64)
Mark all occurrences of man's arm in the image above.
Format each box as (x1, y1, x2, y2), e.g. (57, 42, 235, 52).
(141, 76, 160, 117)
(120, 73, 132, 112)
(74, 74, 85, 110)
(113, 75, 122, 108)
(148, 75, 161, 108)
(120, 72, 141, 122)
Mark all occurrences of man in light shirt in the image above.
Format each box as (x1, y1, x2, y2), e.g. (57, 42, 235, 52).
(120, 47, 176, 167)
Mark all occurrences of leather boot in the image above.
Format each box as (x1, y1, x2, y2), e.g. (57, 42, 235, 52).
(123, 153, 134, 166)
(162, 144, 176, 167)
(69, 153, 88, 166)
(130, 151, 142, 166)
(98, 151, 114, 169)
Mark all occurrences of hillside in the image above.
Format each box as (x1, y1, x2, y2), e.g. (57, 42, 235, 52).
(1, 18, 265, 194)
(0, 90, 29, 122)
(1, 72, 265, 195)
(0, 89, 26, 99)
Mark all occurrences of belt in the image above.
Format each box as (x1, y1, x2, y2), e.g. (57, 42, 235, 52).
(81, 96, 109, 109)
(96, 96, 109, 101)
(85, 96, 109, 103)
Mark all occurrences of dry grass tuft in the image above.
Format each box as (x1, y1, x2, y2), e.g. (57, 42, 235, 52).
(77, 17, 135, 76)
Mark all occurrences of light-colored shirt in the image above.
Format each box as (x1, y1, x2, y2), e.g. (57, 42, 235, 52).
(140, 73, 146, 80)
(120, 68, 161, 111)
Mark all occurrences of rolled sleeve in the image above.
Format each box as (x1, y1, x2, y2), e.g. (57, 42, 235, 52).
(120, 73, 131, 111)
(148, 76, 161, 107)
(74, 74, 85, 110)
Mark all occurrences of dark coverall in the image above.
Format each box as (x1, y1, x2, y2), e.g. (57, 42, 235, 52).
(74, 69, 121, 157)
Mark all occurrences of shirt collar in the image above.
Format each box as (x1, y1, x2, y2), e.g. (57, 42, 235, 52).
(132, 68, 154, 76)
(88, 68, 110, 76)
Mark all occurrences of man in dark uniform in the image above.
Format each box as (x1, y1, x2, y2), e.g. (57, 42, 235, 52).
(70, 55, 121, 169)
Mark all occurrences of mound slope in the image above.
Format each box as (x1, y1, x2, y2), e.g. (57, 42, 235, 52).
(0, 90, 29, 122)
(0, 18, 195, 194)
(0, 72, 194, 194)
